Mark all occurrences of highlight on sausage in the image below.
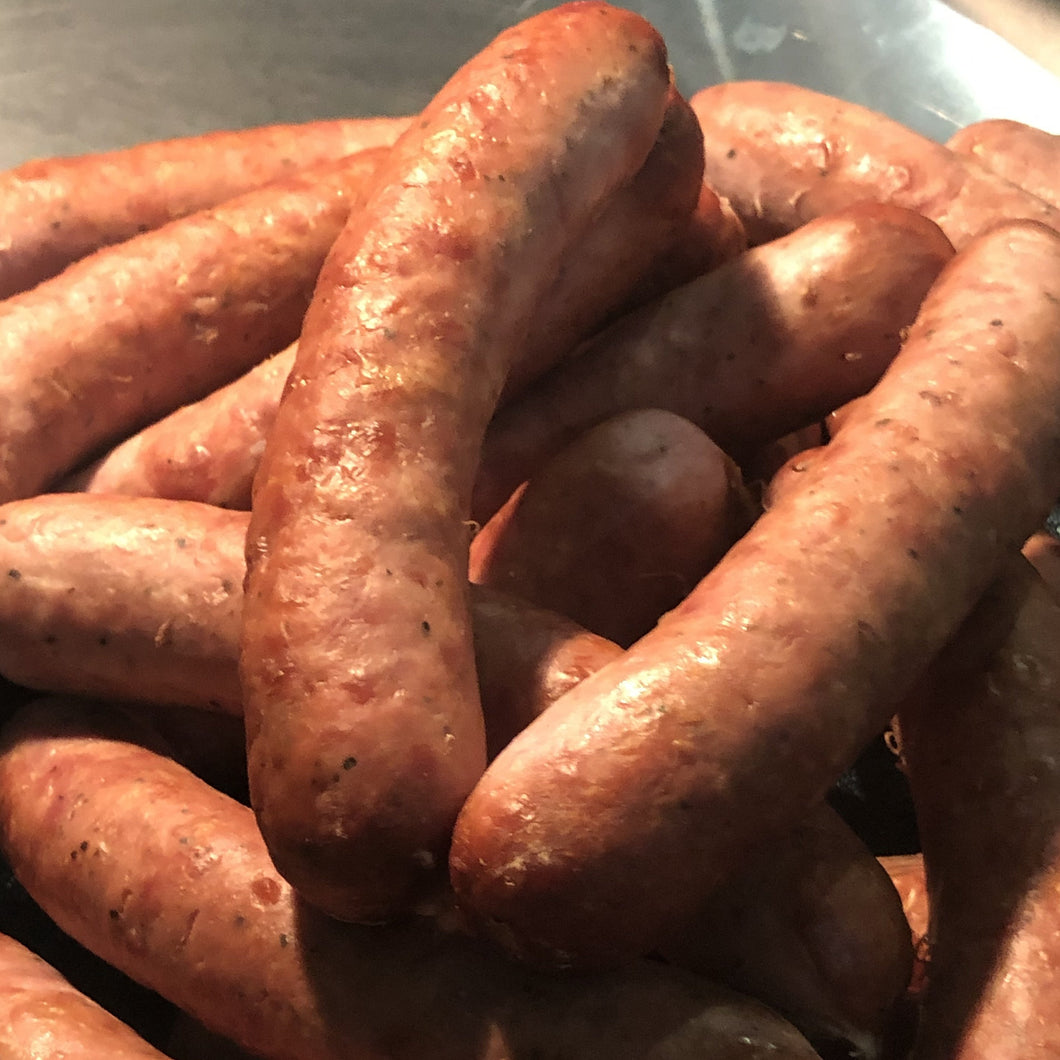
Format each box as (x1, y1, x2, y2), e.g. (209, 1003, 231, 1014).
(240, 1, 684, 923)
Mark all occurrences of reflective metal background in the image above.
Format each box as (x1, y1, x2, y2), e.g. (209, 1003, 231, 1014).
(1, 0, 1058, 169)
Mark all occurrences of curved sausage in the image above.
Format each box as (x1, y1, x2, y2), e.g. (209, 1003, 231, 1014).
(895, 561, 1060, 1059)
(470, 408, 756, 647)
(0, 115, 409, 299)
(449, 220, 1060, 968)
(0, 697, 823, 1060)
(0, 494, 617, 752)
(67, 342, 299, 509)
(689, 80, 1060, 248)
(0, 146, 386, 503)
(473, 201, 953, 522)
(947, 118, 1060, 210)
(240, 2, 678, 922)
(0, 931, 169, 1060)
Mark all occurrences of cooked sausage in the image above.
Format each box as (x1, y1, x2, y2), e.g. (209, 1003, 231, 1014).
(240, 2, 679, 922)
(449, 220, 1060, 968)
(689, 80, 1060, 248)
(470, 408, 756, 647)
(67, 342, 299, 509)
(947, 118, 1060, 210)
(659, 802, 913, 1060)
(0, 696, 824, 1060)
(0, 115, 409, 299)
(473, 201, 953, 522)
(0, 931, 169, 1059)
(893, 560, 1060, 1059)
(0, 146, 387, 504)
(0, 494, 618, 754)
(68, 96, 713, 511)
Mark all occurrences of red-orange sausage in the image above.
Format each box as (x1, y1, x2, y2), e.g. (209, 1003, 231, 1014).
(895, 561, 1060, 1059)
(67, 342, 299, 509)
(0, 931, 169, 1059)
(689, 81, 1060, 248)
(449, 220, 1060, 968)
(473, 201, 953, 522)
(947, 118, 1060, 210)
(470, 408, 755, 647)
(0, 146, 386, 503)
(0, 697, 824, 1060)
(0, 115, 409, 299)
(240, 2, 678, 923)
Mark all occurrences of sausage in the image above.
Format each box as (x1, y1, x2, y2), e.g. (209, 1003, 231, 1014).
(0, 489, 910, 1051)
(0, 494, 618, 752)
(240, 2, 679, 922)
(0, 696, 824, 1060)
(0, 115, 409, 299)
(659, 802, 913, 1060)
(472, 201, 953, 522)
(895, 560, 1060, 1059)
(688, 80, 1060, 248)
(67, 97, 713, 511)
(448, 219, 1060, 968)
(947, 118, 1060, 210)
(0, 146, 387, 504)
(66, 342, 299, 509)
(469, 408, 756, 647)
(0, 931, 169, 1059)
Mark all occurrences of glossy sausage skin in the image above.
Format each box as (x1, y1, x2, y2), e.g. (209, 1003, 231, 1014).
(470, 408, 755, 647)
(947, 118, 1060, 210)
(473, 201, 953, 522)
(449, 220, 1060, 968)
(241, 2, 677, 922)
(0, 146, 386, 503)
(0, 931, 169, 1060)
(0, 115, 409, 299)
(0, 494, 613, 756)
(0, 697, 823, 1060)
(689, 81, 1060, 248)
(68, 342, 299, 510)
(897, 561, 1060, 1060)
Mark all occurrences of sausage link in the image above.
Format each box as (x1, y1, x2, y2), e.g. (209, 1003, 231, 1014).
(947, 118, 1060, 210)
(449, 220, 1060, 968)
(241, 2, 677, 922)
(68, 342, 299, 509)
(470, 408, 755, 647)
(688, 80, 1060, 248)
(0, 697, 823, 1060)
(896, 561, 1060, 1059)
(473, 201, 953, 522)
(0, 146, 386, 503)
(0, 115, 409, 299)
(0, 931, 169, 1059)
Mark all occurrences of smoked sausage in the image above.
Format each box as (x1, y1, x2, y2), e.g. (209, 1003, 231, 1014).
(240, 2, 680, 922)
(449, 220, 1060, 968)
(689, 80, 1060, 248)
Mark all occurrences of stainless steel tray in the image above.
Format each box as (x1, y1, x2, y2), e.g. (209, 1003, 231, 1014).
(1, 0, 1058, 170)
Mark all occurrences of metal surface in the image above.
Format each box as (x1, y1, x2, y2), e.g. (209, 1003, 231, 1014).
(0, 0, 1058, 169)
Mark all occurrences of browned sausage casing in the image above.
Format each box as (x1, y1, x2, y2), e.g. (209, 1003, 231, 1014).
(0, 931, 169, 1060)
(0, 697, 824, 1060)
(470, 408, 755, 647)
(689, 80, 1060, 248)
(896, 561, 1060, 1059)
(449, 220, 1060, 968)
(0, 146, 386, 504)
(240, 2, 678, 922)
(0, 115, 410, 299)
(472, 201, 953, 522)
(947, 118, 1060, 210)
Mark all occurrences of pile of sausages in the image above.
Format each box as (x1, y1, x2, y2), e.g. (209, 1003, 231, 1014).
(1, 2, 1059, 1058)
